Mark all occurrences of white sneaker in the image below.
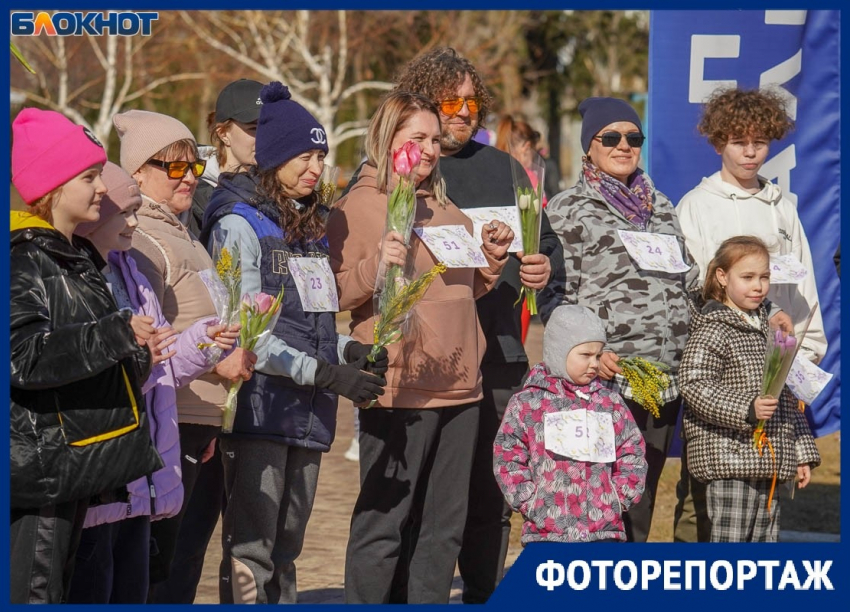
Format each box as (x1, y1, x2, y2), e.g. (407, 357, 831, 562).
(344, 437, 360, 462)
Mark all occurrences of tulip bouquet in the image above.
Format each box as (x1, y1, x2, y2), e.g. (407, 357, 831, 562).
(617, 356, 671, 419)
(509, 151, 545, 315)
(374, 140, 422, 323)
(221, 289, 284, 433)
(753, 303, 817, 449)
(753, 329, 800, 448)
(365, 262, 447, 408)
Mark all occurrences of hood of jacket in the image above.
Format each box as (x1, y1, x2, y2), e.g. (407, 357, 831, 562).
(523, 362, 605, 400)
(11, 211, 106, 269)
(347, 162, 436, 200)
(198, 144, 220, 189)
(200, 170, 264, 244)
(687, 288, 768, 337)
(696, 171, 783, 205)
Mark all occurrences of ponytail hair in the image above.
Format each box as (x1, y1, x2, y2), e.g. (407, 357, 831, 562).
(703, 236, 770, 302)
(495, 114, 540, 155)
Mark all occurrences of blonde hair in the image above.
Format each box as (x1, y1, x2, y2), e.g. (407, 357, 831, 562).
(363, 90, 447, 207)
(703, 236, 770, 303)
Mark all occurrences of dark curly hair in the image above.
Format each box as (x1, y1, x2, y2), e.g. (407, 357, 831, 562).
(255, 167, 325, 244)
(698, 87, 794, 149)
(393, 47, 494, 127)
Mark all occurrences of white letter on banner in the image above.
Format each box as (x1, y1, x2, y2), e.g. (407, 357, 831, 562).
(737, 560, 758, 589)
(800, 560, 833, 590)
(685, 560, 707, 590)
(765, 10, 807, 25)
(758, 560, 780, 590)
(761, 144, 798, 207)
(760, 50, 802, 120)
(536, 560, 565, 591)
(709, 560, 734, 590)
(641, 560, 662, 589)
(614, 561, 638, 590)
(592, 560, 613, 590)
(778, 560, 802, 590)
(567, 561, 591, 590)
(689, 35, 740, 103)
(664, 560, 682, 590)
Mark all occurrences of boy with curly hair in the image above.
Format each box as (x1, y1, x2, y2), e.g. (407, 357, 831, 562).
(673, 86, 827, 542)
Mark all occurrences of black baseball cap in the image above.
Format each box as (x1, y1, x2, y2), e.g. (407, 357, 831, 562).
(214, 79, 264, 123)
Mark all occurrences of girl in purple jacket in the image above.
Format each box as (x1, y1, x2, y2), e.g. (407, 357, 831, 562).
(67, 162, 238, 603)
(494, 305, 647, 543)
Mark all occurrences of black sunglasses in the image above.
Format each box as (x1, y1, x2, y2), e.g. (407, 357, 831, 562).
(594, 131, 646, 148)
(146, 158, 206, 179)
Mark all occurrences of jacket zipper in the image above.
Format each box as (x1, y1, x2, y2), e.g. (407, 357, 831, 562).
(148, 475, 157, 515)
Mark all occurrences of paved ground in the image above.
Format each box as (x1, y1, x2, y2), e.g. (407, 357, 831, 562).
(194, 318, 541, 604)
(192, 319, 839, 603)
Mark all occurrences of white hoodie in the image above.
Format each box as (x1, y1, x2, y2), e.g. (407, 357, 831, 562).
(676, 171, 826, 363)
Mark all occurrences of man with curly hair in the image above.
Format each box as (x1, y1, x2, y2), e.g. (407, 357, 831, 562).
(350, 46, 562, 604)
(673, 86, 827, 543)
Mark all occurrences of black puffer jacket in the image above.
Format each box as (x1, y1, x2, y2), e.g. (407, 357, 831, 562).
(10, 212, 164, 509)
(679, 290, 820, 483)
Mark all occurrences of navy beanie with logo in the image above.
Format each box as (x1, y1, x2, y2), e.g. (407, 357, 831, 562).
(254, 81, 328, 171)
(579, 97, 643, 153)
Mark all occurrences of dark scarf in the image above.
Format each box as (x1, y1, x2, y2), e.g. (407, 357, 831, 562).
(582, 157, 653, 229)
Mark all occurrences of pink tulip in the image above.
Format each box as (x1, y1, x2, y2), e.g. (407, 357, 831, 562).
(254, 292, 274, 315)
(403, 140, 421, 168)
(393, 147, 411, 176)
(241, 293, 252, 308)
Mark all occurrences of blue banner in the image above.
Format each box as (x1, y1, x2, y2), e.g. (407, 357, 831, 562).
(648, 10, 841, 437)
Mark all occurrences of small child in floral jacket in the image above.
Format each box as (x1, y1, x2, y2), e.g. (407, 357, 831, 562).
(493, 305, 647, 543)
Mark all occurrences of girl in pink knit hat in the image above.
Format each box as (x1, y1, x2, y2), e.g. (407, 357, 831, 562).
(10, 109, 164, 603)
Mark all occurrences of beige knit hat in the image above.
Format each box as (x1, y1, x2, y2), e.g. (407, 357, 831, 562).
(112, 109, 196, 175)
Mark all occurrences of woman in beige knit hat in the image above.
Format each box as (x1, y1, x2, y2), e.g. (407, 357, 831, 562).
(112, 109, 257, 602)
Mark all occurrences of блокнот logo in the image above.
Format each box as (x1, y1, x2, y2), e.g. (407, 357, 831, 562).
(11, 11, 158, 36)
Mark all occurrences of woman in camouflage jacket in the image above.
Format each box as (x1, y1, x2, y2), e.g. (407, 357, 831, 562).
(544, 97, 694, 542)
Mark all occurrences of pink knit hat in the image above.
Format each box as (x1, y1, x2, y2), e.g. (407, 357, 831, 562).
(75, 162, 143, 237)
(12, 108, 107, 204)
(112, 109, 196, 175)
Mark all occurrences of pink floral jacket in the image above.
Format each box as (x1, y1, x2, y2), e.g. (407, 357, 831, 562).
(493, 363, 647, 543)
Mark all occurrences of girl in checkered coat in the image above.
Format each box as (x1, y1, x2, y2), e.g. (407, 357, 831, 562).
(679, 236, 820, 542)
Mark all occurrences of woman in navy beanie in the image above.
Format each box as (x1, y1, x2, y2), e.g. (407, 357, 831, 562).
(542, 96, 695, 542)
(201, 82, 388, 603)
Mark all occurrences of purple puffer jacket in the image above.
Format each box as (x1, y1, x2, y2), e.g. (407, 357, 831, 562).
(84, 251, 218, 527)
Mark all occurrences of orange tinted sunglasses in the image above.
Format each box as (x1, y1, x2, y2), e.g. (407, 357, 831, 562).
(439, 96, 481, 116)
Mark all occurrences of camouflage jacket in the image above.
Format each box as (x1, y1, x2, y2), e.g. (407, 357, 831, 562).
(680, 293, 821, 483)
(544, 173, 694, 379)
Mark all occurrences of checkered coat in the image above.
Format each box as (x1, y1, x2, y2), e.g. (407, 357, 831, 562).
(680, 292, 820, 483)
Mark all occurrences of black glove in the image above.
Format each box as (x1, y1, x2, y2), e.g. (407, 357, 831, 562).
(343, 341, 389, 376)
(315, 359, 386, 403)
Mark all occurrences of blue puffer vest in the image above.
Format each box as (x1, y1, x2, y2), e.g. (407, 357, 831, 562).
(204, 196, 339, 452)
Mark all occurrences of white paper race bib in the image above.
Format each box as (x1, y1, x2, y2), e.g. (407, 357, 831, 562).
(786, 354, 833, 405)
(617, 230, 691, 273)
(544, 410, 616, 463)
(413, 225, 488, 268)
(769, 254, 809, 284)
(464, 207, 524, 253)
(288, 256, 339, 313)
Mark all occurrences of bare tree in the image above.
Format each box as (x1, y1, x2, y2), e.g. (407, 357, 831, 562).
(11, 12, 206, 153)
(182, 10, 395, 165)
